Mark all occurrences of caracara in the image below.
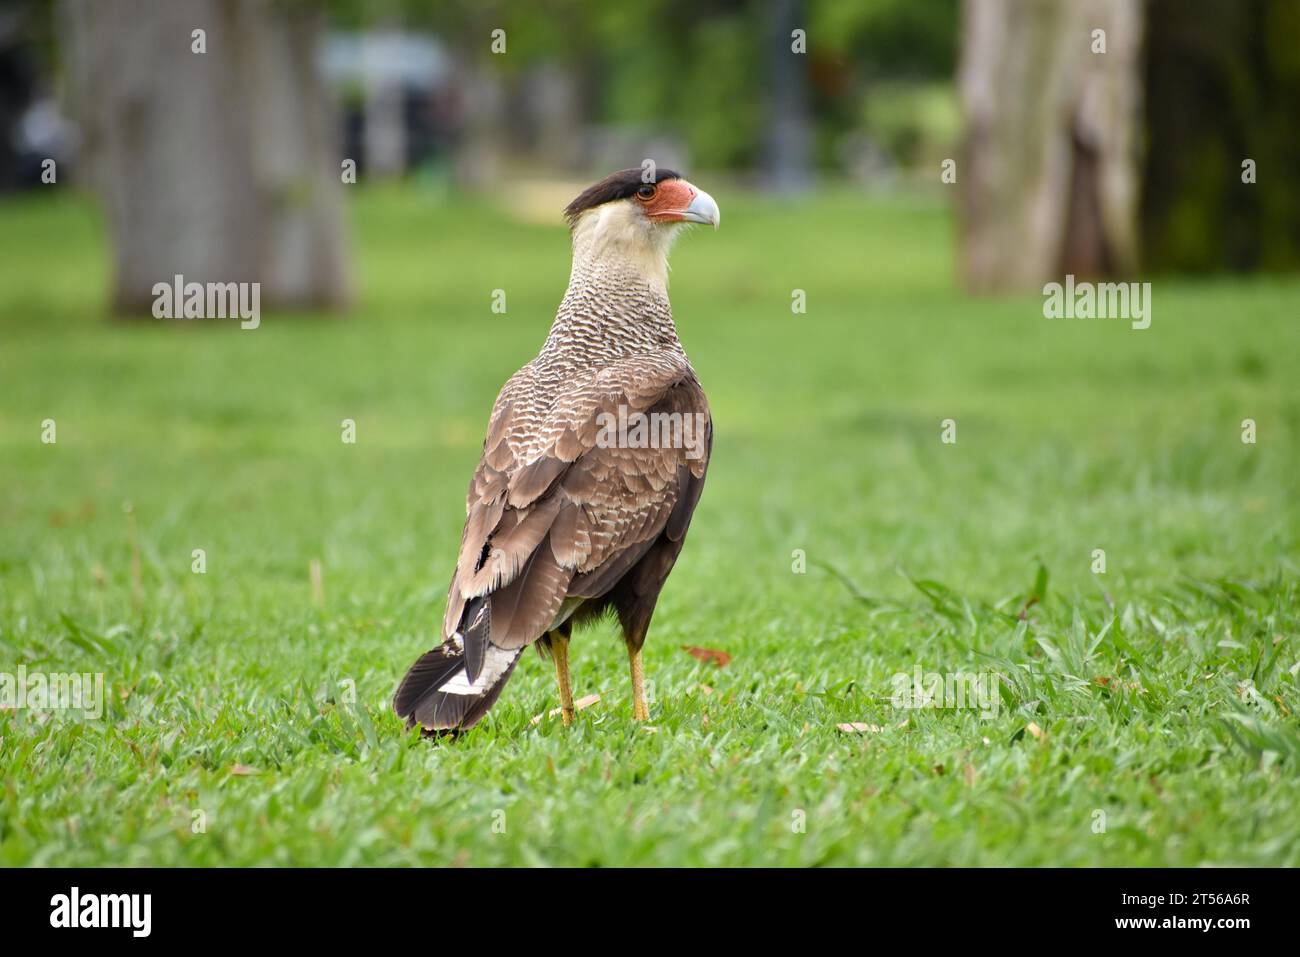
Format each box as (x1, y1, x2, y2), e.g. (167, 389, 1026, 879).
(393, 168, 720, 733)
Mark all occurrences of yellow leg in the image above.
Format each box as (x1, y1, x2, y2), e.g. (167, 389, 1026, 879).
(628, 644, 648, 721)
(551, 632, 575, 726)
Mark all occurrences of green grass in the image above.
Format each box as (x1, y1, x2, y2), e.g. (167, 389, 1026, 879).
(1, 182, 1298, 866)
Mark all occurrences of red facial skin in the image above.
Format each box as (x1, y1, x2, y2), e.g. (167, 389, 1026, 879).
(638, 179, 698, 222)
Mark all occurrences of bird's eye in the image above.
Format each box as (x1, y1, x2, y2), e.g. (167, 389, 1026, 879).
(635, 184, 657, 201)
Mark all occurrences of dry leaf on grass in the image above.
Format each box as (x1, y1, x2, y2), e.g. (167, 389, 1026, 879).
(530, 693, 601, 725)
(682, 646, 732, 667)
(229, 764, 259, 776)
(1026, 721, 1044, 740)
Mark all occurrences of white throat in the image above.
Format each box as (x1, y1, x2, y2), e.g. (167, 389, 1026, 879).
(568, 201, 682, 290)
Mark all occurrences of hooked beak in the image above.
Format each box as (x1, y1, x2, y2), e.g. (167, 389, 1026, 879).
(681, 187, 720, 229)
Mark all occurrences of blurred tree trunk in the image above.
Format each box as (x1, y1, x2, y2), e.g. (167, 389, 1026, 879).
(526, 64, 583, 172)
(957, 0, 1143, 292)
(453, 57, 507, 191)
(764, 0, 811, 193)
(62, 0, 349, 312)
(363, 28, 406, 179)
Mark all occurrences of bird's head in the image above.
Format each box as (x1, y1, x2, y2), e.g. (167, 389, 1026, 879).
(562, 168, 719, 279)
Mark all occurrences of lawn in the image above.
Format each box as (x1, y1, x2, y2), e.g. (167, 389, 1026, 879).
(1, 182, 1297, 866)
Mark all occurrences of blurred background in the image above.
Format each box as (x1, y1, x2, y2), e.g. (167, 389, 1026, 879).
(1, 0, 1297, 595)
(1, 0, 1297, 307)
(2, 0, 1298, 611)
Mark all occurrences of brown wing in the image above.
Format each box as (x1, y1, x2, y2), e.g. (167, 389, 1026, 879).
(443, 356, 710, 680)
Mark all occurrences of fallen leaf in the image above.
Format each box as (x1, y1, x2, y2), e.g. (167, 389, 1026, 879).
(229, 764, 259, 776)
(682, 646, 732, 667)
(963, 762, 978, 786)
(698, 684, 714, 696)
(530, 693, 601, 725)
(836, 722, 886, 733)
(1026, 721, 1044, 740)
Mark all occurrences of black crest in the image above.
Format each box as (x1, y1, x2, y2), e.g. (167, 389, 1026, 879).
(563, 167, 681, 226)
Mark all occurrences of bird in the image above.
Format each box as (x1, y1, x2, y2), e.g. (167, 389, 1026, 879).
(393, 167, 719, 734)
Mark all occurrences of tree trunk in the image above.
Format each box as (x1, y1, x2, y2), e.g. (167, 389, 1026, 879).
(452, 58, 507, 191)
(363, 28, 407, 179)
(957, 0, 1143, 292)
(62, 0, 350, 312)
(764, 0, 811, 194)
